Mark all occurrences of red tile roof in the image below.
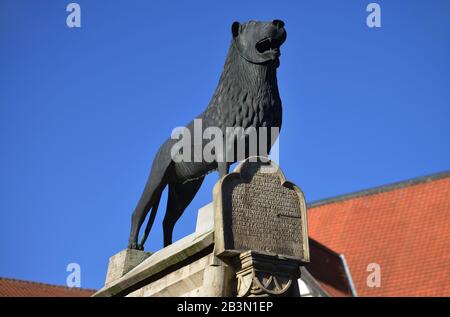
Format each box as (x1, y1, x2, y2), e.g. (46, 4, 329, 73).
(0, 277, 96, 297)
(305, 239, 356, 297)
(307, 171, 450, 297)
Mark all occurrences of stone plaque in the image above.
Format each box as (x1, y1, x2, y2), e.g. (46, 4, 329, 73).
(213, 158, 309, 263)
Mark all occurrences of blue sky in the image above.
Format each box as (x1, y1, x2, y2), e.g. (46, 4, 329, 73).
(0, 0, 449, 290)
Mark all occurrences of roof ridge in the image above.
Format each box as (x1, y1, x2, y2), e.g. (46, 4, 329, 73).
(0, 277, 97, 292)
(308, 170, 450, 209)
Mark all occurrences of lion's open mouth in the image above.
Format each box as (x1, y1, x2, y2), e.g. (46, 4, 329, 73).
(255, 37, 281, 54)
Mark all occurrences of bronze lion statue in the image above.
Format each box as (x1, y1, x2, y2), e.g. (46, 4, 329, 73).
(128, 20, 287, 250)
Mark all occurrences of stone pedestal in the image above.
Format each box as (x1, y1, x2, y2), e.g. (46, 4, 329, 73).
(93, 204, 233, 297)
(105, 249, 151, 286)
(93, 158, 309, 297)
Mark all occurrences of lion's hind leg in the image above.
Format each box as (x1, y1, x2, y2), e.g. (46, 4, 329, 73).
(162, 177, 205, 247)
(128, 181, 165, 250)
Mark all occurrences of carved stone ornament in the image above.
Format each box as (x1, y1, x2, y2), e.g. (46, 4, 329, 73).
(234, 251, 301, 297)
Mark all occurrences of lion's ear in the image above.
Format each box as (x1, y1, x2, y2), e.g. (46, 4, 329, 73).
(231, 21, 241, 38)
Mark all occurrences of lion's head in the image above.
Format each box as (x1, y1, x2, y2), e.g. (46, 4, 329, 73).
(232, 20, 287, 66)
